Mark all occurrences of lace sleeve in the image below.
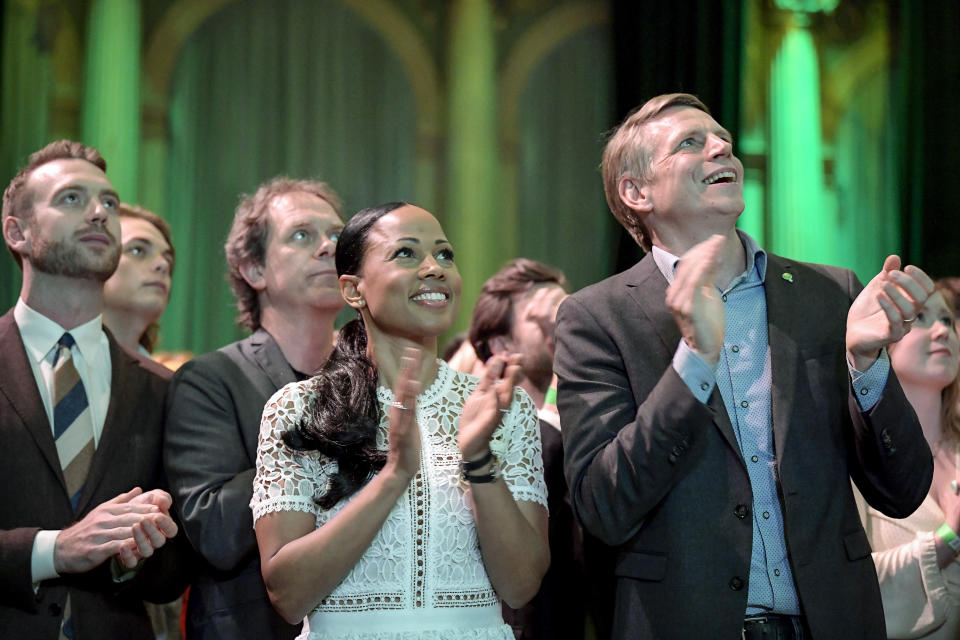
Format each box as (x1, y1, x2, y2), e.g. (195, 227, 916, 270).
(250, 382, 326, 524)
(494, 387, 547, 508)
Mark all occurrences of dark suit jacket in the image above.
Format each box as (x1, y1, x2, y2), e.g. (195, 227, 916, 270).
(164, 329, 300, 640)
(554, 253, 933, 640)
(503, 419, 587, 640)
(0, 310, 190, 640)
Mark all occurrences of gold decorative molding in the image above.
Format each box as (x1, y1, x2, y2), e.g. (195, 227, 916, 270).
(142, 0, 235, 111)
(141, 0, 441, 204)
(340, 0, 442, 138)
(498, 0, 609, 153)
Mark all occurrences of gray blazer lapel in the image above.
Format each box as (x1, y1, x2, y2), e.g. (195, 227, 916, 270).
(247, 329, 297, 391)
(624, 258, 680, 360)
(625, 257, 742, 458)
(765, 255, 802, 461)
(0, 311, 64, 486)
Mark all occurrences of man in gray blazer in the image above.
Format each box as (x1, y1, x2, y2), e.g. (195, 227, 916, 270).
(163, 177, 345, 639)
(554, 93, 934, 639)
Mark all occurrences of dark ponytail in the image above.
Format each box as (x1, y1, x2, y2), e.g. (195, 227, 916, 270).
(281, 202, 408, 509)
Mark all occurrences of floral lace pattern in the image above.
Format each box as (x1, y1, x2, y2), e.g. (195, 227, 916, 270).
(250, 361, 546, 638)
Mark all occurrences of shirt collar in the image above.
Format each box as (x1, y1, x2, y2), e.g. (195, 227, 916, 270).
(651, 229, 767, 286)
(14, 298, 105, 364)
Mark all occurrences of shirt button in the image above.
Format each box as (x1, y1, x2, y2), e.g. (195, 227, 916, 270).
(722, 295, 728, 302)
(740, 400, 749, 408)
(731, 345, 740, 353)
(762, 511, 770, 519)
(774, 569, 781, 577)
(860, 387, 869, 396)
(700, 382, 709, 391)
(751, 455, 759, 463)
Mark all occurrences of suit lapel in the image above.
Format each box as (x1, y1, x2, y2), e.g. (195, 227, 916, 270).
(248, 329, 297, 391)
(624, 258, 681, 360)
(624, 257, 742, 458)
(76, 336, 139, 513)
(0, 310, 65, 486)
(764, 255, 802, 461)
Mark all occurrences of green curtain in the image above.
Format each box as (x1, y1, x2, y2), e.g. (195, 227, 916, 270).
(515, 25, 614, 291)
(893, 1, 960, 277)
(608, 0, 743, 271)
(161, 0, 417, 354)
(445, 0, 500, 337)
(82, 0, 141, 204)
(833, 72, 899, 284)
(1, 1, 54, 307)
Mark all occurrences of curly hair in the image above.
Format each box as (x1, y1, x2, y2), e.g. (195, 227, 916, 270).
(224, 177, 343, 331)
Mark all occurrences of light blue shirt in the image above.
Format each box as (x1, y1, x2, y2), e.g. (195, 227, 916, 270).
(653, 231, 889, 615)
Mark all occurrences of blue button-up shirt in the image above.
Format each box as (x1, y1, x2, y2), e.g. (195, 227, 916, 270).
(653, 231, 889, 614)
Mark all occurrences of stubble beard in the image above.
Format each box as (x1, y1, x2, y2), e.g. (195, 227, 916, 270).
(523, 350, 554, 393)
(31, 235, 120, 282)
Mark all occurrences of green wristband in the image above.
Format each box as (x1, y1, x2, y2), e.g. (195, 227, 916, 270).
(544, 387, 558, 405)
(937, 523, 960, 553)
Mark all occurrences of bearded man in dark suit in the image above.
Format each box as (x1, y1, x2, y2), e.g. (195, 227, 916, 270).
(554, 93, 935, 639)
(466, 257, 591, 640)
(0, 140, 188, 639)
(163, 177, 345, 639)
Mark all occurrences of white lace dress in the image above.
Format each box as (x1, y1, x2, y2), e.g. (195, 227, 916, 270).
(251, 361, 547, 639)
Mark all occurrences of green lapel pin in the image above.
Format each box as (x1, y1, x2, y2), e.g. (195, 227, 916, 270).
(781, 272, 793, 283)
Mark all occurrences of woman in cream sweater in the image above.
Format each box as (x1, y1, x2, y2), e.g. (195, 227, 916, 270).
(862, 286, 960, 638)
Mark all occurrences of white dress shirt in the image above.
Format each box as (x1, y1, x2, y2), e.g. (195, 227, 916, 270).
(14, 298, 112, 584)
(537, 406, 560, 432)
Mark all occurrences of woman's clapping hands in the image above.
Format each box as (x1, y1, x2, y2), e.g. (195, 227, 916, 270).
(458, 353, 523, 461)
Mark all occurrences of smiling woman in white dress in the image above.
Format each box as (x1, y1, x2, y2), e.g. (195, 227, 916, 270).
(250, 202, 549, 639)
(861, 286, 960, 639)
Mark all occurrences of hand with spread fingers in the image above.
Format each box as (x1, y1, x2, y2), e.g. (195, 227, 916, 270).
(458, 354, 523, 461)
(385, 347, 423, 481)
(664, 234, 727, 366)
(523, 286, 567, 358)
(847, 255, 936, 370)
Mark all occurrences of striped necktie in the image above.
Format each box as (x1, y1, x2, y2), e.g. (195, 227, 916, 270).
(52, 333, 95, 640)
(53, 333, 95, 511)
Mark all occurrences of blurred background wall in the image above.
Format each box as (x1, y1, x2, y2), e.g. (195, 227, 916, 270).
(2, 0, 958, 354)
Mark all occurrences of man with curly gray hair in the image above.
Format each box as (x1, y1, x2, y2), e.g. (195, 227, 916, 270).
(164, 176, 345, 639)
